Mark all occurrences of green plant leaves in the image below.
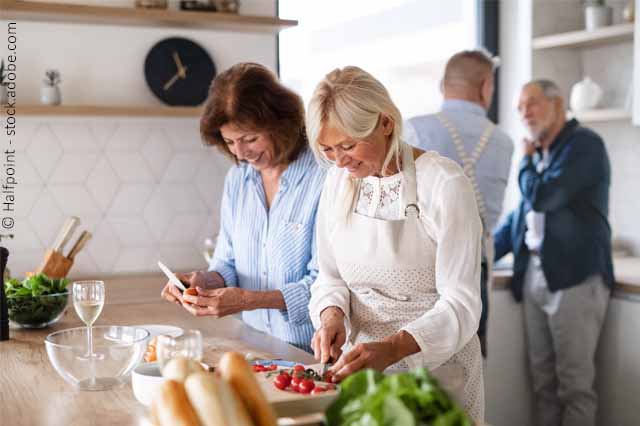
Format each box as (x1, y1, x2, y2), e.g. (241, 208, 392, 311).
(325, 368, 472, 426)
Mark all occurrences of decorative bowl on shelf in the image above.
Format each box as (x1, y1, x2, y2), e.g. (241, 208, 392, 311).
(45, 325, 151, 391)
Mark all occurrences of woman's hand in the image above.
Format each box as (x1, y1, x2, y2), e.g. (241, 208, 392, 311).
(160, 271, 225, 305)
(311, 307, 347, 364)
(181, 287, 248, 317)
(330, 331, 420, 382)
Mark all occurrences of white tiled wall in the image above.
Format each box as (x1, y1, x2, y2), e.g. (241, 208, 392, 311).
(4, 118, 231, 278)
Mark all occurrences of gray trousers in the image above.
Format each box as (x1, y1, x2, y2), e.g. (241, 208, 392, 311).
(523, 257, 610, 426)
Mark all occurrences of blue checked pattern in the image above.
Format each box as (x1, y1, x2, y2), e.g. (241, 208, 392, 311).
(209, 148, 326, 351)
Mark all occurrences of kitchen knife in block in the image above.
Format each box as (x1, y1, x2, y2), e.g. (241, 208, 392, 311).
(35, 217, 80, 279)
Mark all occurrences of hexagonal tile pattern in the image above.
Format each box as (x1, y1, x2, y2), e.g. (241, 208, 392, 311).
(196, 151, 230, 210)
(89, 121, 118, 149)
(20, 157, 45, 185)
(14, 185, 43, 218)
(50, 122, 101, 153)
(143, 188, 174, 242)
(141, 129, 173, 181)
(49, 152, 99, 184)
(113, 247, 158, 274)
(162, 213, 209, 245)
(107, 151, 154, 183)
(161, 152, 204, 183)
(4, 250, 43, 278)
(158, 245, 207, 272)
(105, 122, 150, 152)
(10, 120, 40, 153)
(86, 158, 120, 211)
(28, 190, 65, 248)
(108, 184, 153, 215)
(87, 220, 121, 273)
(108, 217, 154, 247)
(26, 124, 63, 180)
(163, 120, 203, 152)
(12, 117, 227, 277)
(49, 185, 102, 218)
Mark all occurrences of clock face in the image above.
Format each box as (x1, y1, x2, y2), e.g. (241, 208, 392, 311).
(144, 37, 216, 106)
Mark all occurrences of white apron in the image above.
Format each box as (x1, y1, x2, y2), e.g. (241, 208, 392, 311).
(330, 144, 484, 423)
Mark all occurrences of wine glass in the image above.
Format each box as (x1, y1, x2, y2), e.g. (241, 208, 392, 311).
(156, 329, 203, 370)
(72, 280, 105, 360)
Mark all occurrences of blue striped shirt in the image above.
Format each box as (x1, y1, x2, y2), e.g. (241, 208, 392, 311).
(208, 148, 325, 352)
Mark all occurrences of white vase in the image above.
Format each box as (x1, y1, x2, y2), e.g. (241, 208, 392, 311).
(40, 85, 61, 105)
(585, 5, 612, 31)
(0, 85, 7, 105)
(570, 77, 603, 112)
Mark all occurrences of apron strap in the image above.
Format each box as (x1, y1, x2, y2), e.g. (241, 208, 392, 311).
(400, 142, 420, 218)
(436, 113, 494, 231)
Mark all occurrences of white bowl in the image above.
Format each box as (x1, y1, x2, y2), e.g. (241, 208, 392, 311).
(132, 361, 165, 406)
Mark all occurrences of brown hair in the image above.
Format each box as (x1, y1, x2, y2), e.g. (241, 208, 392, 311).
(200, 62, 307, 165)
(443, 49, 496, 89)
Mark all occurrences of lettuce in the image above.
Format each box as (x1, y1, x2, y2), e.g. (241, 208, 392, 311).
(325, 368, 472, 426)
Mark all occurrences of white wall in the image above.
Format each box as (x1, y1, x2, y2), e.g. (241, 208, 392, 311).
(0, 1, 280, 277)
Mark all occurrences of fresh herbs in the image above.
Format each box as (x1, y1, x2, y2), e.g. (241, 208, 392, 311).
(4, 274, 69, 326)
(325, 368, 472, 426)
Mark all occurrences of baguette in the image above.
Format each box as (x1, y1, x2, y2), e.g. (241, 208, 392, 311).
(185, 372, 254, 426)
(218, 352, 277, 426)
(154, 379, 201, 426)
(162, 356, 203, 383)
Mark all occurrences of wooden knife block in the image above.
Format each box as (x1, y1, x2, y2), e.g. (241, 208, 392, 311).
(35, 249, 73, 279)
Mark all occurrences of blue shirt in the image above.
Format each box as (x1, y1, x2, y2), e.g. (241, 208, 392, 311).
(208, 148, 326, 351)
(494, 119, 614, 300)
(405, 100, 514, 233)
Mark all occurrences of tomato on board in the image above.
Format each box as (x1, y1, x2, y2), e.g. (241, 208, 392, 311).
(311, 385, 326, 395)
(274, 373, 291, 390)
(298, 378, 315, 394)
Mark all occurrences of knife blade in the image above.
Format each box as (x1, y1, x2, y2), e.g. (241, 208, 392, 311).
(320, 357, 333, 378)
(52, 216, 80, 253)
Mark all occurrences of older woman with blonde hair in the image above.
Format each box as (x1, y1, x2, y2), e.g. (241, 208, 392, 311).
(307, 66, 485, 422)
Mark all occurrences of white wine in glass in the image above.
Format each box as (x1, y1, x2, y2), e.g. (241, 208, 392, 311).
(73, 281, 105, 360)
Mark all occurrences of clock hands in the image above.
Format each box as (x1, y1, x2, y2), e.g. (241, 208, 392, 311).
(163, 65, 189, 91)
(172, 51, 187, 78)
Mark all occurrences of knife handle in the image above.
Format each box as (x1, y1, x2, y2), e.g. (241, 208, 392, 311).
(67, 231, 92, 260)
(52, 216, 80, 253)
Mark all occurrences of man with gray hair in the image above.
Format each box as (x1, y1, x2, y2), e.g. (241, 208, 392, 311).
(405, 49, 514, 357)
(494, 79, 613, 426)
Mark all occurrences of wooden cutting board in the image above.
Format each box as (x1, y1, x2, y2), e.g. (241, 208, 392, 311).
(254, 364, 338, 419)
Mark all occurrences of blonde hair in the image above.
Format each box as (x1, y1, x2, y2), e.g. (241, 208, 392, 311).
(306, 66, 404, 218)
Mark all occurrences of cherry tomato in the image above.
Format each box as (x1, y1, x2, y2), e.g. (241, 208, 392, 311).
(268, 363, 278, 371)
(311, 386, 326, 395)
(298, 378, 315, 394)
(291, 375, 303, 387)
(274, 374, 291, 390)
(293, 364, 305, 373)
(252, 365, 266, 372)
(323, 371, 334, 383)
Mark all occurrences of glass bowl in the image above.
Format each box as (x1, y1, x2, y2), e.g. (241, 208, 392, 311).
(45, 325, 150, 391)
(8, 291, 69, 328)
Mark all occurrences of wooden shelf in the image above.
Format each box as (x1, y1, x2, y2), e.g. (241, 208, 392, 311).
(15, 104, 203, 117)
(0, 0, 297, 33)
(568, 108, 631, 123)
(533, 23, 634, 50)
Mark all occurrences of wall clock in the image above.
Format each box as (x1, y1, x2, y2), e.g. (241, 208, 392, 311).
(144, 37, 216, 106)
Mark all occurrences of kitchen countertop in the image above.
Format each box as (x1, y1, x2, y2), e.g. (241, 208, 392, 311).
(0, 275, 316, 426)
(493, 256, 640, 295)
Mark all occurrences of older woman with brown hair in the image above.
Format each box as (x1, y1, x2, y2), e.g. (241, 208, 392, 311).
(161, 63, 325, 351)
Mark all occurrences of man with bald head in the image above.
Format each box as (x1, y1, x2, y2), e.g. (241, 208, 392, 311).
(494, 80, 613, 426)
(405, 50, 514, 357)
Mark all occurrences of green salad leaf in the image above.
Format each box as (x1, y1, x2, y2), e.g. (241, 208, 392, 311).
(326, 368, 472, 426)
(4, 274, 69, 326)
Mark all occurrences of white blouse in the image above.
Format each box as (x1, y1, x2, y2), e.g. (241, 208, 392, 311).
(310, 151, 483, 369)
